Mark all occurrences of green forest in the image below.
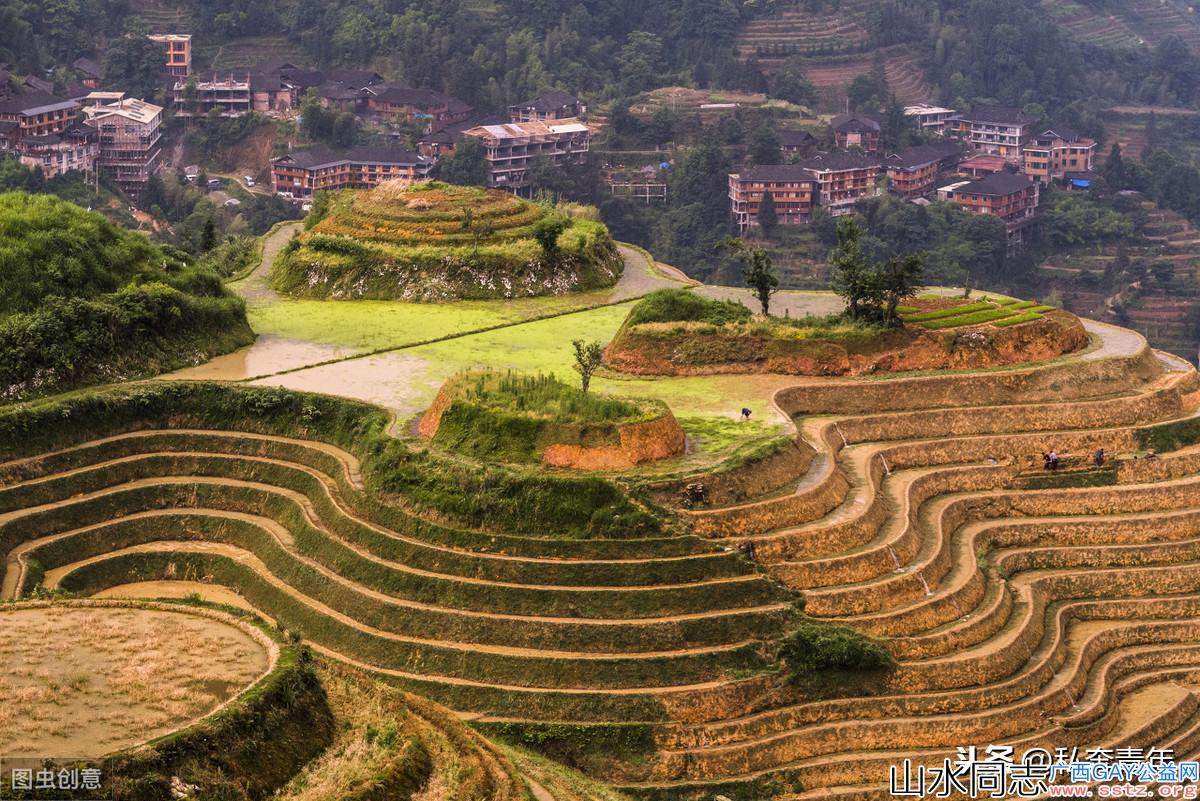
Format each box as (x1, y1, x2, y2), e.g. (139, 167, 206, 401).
(0, 193, 252, 401)
(7, 0, 1200, 115)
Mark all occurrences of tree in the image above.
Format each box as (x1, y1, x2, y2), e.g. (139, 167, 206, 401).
(769, 55, 817, 106)
(720, 238, 779, 315)
(571, 339, 604, 393)
(1104, 143, 1126, 190)
(829, 217, 875, 319)
(200, 217, 217, 252)
(748, 122, 781, 165)
(757, 191, 778, 237)
(878, 253, 924, 326)
(616, 31, 666, 94)
(440, 137, 490, 187)
(533, 214, 569, 260)
(460, 207, 494, 257)
(103, 35, 165, 101)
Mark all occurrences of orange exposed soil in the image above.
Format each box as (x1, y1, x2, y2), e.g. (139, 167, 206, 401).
(542, 411, 687, 470)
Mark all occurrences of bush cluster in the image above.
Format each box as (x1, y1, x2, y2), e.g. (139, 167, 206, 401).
(627, 289, 752, 326)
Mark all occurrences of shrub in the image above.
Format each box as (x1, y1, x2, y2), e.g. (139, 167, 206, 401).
(627, 289, 752, 326)
(778, 622, 893, 679)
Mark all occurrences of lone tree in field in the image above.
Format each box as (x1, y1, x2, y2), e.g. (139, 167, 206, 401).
(878, 253, 925, 327)
(572, 339, 604, 393)
(829, 217, 925, 326)
(829, 217, 873, 320)
(720, 238, 779, 316)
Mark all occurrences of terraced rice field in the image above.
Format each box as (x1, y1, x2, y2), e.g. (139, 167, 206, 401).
(8, 306, 1200, 796)
(899, 296, 1055, 330)
(0, 602, 273, 757)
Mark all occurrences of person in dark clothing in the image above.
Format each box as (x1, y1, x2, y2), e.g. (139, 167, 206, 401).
(1095, 448, 1105, 467)
(740, 407, 752, 421)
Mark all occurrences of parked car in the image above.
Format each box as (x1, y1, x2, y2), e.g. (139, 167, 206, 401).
(207, 178, 223, 190)
(243, 176, 255, 187)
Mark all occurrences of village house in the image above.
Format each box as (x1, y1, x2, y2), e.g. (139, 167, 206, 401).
(950, 105, 1035, 160)
(147, 34, 192, 78)
(270, 144, 433, 198)
(778, 129, 819, 159)
(82, 96, 163, 197)
(904, 103, 957, 135)
(508, 91, 585, 123)
(830, 113, 881, 153)
(728, 164, 817, 230)
(936, 171, 1040, 244)
(1021, 127, 1097, 183)
(461, 118, 591, 194)
(17, 123, 97, 178)
(363, 84, 472, 127)
(883, 142, 962, 199)
(796, 151, 882, 215)
(72, 57, 104, 90)
(0, 90, 81, 148)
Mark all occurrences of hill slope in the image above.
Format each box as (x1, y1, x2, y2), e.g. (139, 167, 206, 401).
(0, 192, 253, 401)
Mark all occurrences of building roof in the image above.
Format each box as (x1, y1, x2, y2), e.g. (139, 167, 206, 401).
(23, 75, 53, 94)
(316, 80, 361, 102)
(0, 90, 79, 117)
(949, 171, 1034, 197)
(326, 69, 384, 89)
(883, 142, 962, 170)
(72, 57, 104, 80)
(959, 105, 1034, 125)
(777, 129, 817, 147)
(733, 164, 818, 183)
(464, 118, 589, 141)
(147, 33, 191, 42)
(904, 103, 955, 116)
(511, 90, 580, 112)
(957, 153, 1010, 172)
(279, 67, 326, 89)
(368, 84, 439, 106)
(794, 151, 881, 172)
(83, 97, 162, 125)
(273, 144, 431, 170)
(831, 113, 880, 133)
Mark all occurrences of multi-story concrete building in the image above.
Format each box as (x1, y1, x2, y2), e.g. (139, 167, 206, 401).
(147, 34, 192, 78)
(17, 123, 97, 178)
(831, 113, 881, 153)
(728, 164, 817, 231)
(508, 91, 585, 123)
(883, 142, 962, 198)
(796, 151, 882, 215)
(270, 145, 433, 198)
(461, 118, 591, 193)
(173, 73, 251, 117)
(950, 105, 1035, 160)
(83, 97, 163, 197)
(1021, 127, 1097, 183)
(937, 172, 1040, 244)
(904, 103, 957, 135)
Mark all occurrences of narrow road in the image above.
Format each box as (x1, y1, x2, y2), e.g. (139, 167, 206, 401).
(229, 222, 301, 304)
